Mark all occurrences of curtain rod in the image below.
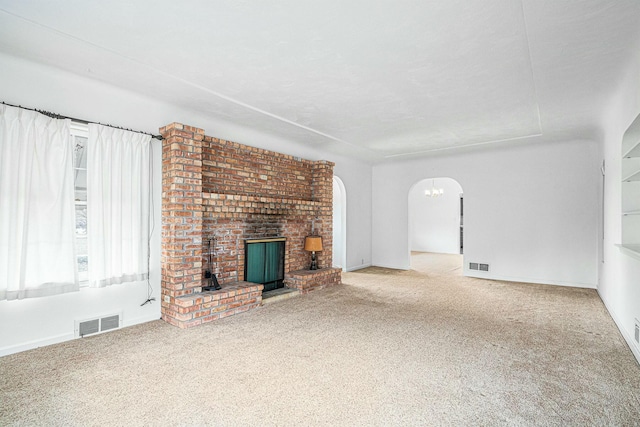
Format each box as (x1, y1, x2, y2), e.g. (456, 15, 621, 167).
(1, 101, 163, 140)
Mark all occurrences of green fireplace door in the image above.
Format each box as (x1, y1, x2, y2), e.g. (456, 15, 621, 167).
(245, 241, 285, 292)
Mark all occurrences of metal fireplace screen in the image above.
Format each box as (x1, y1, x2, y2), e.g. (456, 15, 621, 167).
(244, 238, 285, 292)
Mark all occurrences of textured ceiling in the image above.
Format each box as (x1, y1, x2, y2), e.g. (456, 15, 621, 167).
(0, 1, 639, 162)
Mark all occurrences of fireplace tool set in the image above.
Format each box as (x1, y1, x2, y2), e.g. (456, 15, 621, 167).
(202, 237, 222, 291)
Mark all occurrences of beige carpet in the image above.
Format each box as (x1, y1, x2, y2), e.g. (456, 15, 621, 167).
(1, 252, 639, 426)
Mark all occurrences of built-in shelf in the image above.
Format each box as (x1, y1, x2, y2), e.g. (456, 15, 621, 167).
(621, 114, 640, 252)
(622, 169, 640, 182)
(622, 140, 640, 159)
(616, 244, 640, 261)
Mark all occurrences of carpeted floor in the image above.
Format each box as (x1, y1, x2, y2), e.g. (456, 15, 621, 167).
(1, 252, 639, 426)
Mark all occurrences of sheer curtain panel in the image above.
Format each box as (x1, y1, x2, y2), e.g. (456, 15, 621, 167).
(87, 124, 150, 287)
(0, 105, 78, 300)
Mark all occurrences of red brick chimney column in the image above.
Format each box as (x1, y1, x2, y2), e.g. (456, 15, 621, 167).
(159, 123, 204, 328)
(311, 160, 334, 270)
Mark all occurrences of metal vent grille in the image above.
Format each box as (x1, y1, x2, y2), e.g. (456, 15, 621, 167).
(101, 315, 120, 332)
(78, 319, 99, 337)
(469, 263, 479, 270)
(635, 320, 639, 344)
(479, 263, 490, 272)
(75, 312, 122, 337)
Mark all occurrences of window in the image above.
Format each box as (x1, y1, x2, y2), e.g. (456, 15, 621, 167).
(71, 123, 89, 283)
(1, 105, 151, 299)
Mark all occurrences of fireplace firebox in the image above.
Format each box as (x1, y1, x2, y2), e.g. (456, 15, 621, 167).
(244, 238, 285, 292)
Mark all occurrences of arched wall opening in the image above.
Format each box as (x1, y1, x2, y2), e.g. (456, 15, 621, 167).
(408, 177, 464, 268)
(333, 176, 347, 271)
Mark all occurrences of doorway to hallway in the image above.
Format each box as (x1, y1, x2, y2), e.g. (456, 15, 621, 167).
(408, 177, 464, 272)
(410, 252, 463, 276)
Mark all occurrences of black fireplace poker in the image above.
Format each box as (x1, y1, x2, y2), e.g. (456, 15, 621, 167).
(202, 238, 222, 291)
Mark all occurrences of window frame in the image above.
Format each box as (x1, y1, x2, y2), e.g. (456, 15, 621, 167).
(70, 123, 89, 285)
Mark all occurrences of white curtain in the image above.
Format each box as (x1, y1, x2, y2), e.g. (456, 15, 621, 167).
(0, 105, 78, 300)
(87, 124, 150, 287)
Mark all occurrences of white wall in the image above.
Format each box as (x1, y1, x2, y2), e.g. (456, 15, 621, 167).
(0, 138, 163, 356)
(373, 137, 601, 288)
(332, 164, 372, 272)
(0, 52, 373, 355)
(598, 47, 640, 363)
(409, 177, 462, 254)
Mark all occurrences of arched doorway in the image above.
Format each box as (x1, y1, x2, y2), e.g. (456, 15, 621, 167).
(408, 177, 463, 273)
(333, 176, 347, 271)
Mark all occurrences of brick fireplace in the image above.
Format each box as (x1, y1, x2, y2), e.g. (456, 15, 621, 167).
(160, 123, 341, 328)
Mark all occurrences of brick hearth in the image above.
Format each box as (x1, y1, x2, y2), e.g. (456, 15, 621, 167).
(160, 123, 341, 328)
(285, 268, 342, 294)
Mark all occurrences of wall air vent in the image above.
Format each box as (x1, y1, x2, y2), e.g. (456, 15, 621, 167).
(635, 319, 639, 344)
(75, 312, 122, 338)
(101, 315, 120, 332)
(469, 263, 479, 270)
(78, 319, 99, 337)
(479, 263, 490, 272)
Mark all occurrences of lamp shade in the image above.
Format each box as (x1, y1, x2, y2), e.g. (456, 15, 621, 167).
(304, 236, 323, 252)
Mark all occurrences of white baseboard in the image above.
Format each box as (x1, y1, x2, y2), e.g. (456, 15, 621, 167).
(123, 313, 161, 328)
(598, 290, 640, 365)
(0, 313, 160, 358)
(367, 262, 409, 271)
(465, 271, 597, 289)
(0, 332, 74, 358)
(346, 263, 372, 272)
